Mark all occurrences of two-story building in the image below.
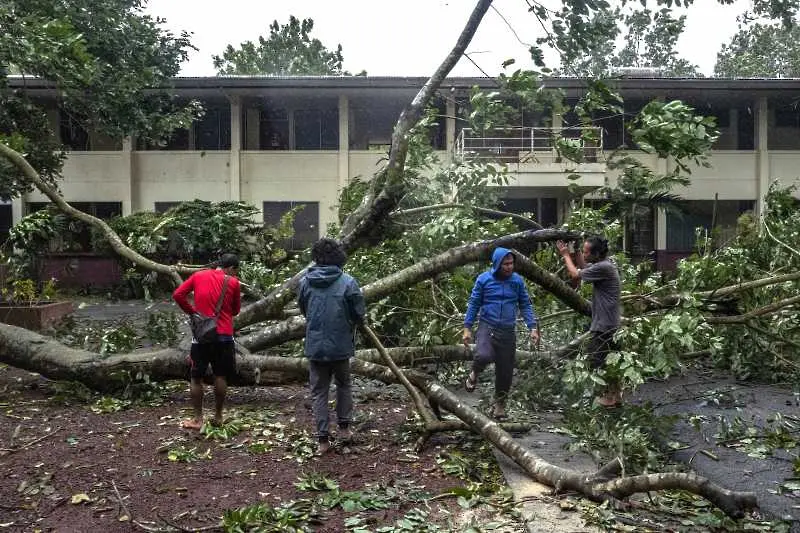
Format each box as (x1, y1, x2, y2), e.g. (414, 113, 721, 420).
(4, 75, 800, 269)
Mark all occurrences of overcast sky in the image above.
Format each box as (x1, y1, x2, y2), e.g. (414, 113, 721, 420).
(144, 0, 744, 77)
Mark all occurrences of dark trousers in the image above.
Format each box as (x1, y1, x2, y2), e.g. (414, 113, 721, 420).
(472, 322, 516, 403)
(587, 329, 618, 369)
(308, 359, 353, 440)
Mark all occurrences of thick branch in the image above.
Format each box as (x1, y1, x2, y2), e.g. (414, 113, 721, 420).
(511, 251, 591, 316)
(391, 203, 543, 229)
(0, 324, 757, 517)
(406, 371, 757, 519)
(360, 324, 435, 425)
(338, 0, 495, 248)
(706, 294, 800, 324)
(0, 143, 190, 287)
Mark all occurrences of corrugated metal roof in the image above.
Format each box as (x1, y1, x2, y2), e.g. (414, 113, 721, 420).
(7, 74, 800, 91)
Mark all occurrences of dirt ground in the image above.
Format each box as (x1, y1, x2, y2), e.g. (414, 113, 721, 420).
(0, 365, 523, 532)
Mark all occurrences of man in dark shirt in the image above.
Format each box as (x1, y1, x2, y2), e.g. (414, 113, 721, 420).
(557, 236, 622, 406)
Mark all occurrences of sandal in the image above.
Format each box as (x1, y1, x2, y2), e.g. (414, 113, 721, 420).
(464, 372, 477, 393)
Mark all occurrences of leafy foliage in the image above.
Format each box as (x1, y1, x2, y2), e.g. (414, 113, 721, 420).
(715, 21, 800, 77)
(213, 16, 355, 76)
(0, 0, 200, 198)
(558, 6, 698, 77)
(222, 499, 323, 533)
(628, 100, 719, 168)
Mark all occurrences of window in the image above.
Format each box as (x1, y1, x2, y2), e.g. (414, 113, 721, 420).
(666, 200, 754, 252)
(775, 105, 800, 128)
(263, 201, 319, 249)
(260, 108, 290, 150)
(498, 197, 558, 227)
(154, 202, 181, 214)
(294, 109, 338, 150)
(59, 110, 90, 151)
(0, 204, 11, 244)
(138, 127, 191, 150)
(27, 201, 123, 252)
(195, 107, 231, 150)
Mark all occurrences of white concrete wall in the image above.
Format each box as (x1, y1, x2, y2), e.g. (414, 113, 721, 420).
(134, 152, 231, 211)
(673, 152, 758, 200)
(769, 152, 800, 184)
(240, 151, 340, 231)
(25, 152, 130, 203)
(348, 151, 387, 180)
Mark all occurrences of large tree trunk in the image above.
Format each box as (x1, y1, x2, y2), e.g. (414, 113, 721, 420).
(0, 323, 757, 518)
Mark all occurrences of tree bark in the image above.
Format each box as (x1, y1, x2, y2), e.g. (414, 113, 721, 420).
(406, 372, 758, 518)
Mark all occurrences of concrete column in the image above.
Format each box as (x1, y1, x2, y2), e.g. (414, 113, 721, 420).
(229, 96, 242, 202)
(654, 156, 669, 255)
(287, 107, 295, 150)
(551, 110, 563, 158)
(121, 136, 134, 215)
(11, 197, 24, 225)
(755, 97, 769, 220)
(656, 208, 667, 251)
(338, 95, 349, 191)
(446, 99, 456, 153)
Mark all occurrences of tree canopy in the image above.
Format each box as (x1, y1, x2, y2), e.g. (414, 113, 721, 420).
(715, 20, 800, 77)
(0, 0, 199, 200)
(556, 6, 699, 77)
(212, 16, 358, 76)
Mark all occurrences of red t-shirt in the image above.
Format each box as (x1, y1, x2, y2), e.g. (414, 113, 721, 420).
(172, 269, 241, 335)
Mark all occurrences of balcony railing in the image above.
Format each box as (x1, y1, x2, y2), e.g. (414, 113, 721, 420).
(456, 126, 604, 164)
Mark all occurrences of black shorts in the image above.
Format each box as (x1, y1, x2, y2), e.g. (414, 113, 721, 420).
(189, 340, 235, 380)
(587, 329, 618, 370)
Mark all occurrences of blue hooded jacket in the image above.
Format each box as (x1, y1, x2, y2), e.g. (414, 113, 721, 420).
(298, 265, 366, 361)
(463, 247, 536, 330)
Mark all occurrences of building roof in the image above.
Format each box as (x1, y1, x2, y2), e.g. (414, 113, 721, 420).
(8, 74, 800, 100)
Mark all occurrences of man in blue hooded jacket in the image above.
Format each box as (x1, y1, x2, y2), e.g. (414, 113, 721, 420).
(298, 238, 366, 454)
(462, 247, 539, 419)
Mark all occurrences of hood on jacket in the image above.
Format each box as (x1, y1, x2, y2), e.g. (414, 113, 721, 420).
(306, 264, 343, 288)
(491, 247, 513, 276)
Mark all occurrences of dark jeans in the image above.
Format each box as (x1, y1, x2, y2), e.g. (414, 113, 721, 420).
(587, 329, 618, 370)
(472, 322, 516, 403)
(308, 359, 353, 441)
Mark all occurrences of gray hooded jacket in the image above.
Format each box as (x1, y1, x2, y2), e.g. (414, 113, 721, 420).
(298, 265, 366, 361)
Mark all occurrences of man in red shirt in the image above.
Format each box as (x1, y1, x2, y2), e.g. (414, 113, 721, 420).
(173, 253, 242, 429)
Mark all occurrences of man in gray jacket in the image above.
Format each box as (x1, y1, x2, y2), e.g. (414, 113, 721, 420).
(298, 238, 366, 454)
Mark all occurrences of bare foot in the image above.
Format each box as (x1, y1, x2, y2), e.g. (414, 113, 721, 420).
(595, 394, 621, 408)
(180, 418, 203, 430)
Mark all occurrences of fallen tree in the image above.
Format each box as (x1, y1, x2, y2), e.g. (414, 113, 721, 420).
(0, 322, 758, 518)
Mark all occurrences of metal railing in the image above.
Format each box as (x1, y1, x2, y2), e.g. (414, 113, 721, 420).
(455, 126, 604, 163)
